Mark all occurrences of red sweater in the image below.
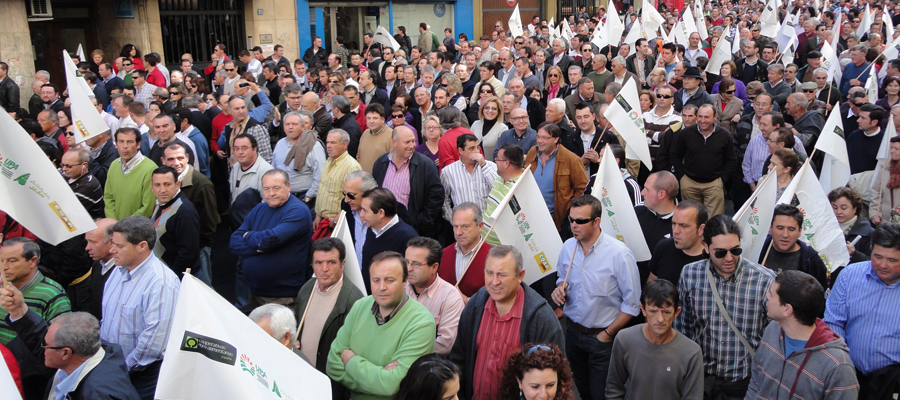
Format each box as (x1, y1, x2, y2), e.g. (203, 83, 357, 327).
(1, 344, 23, 397)
(439, 242, 492, 297)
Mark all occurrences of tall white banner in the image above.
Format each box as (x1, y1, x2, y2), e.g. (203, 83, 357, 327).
(590, 145, 651, 261)
(695, 1, 708, 41)
(508, 5, 524, 38)
(869, 116, 898, 202)
(777, 162, 851, 271)
(815, 106, 851, 192)
(642, 3, 666, 39)
(884, 5, 895, 41)
(865, 69, 879, 104)
(156, 275, 332, 400)
(676, 6, 699, 46)
(487, 169, 562, 284)
(331, 210, 367, 295)
(856, 5, 872, 39)
(76, 44, 86, 62)
(604, 79, 653, 171)
(0, 110, 96, 245)
(733, 173, 778, 263)
(821, 41, 842, 86)
(597, 1, 624, 49)
(63, 51, 109, 143)
(374, 26, 401, 51)
(760, 0, 781, 38)
(706, 28, 736, 73)
(775, 14, 799, 55)
(622, 20, 643, 55)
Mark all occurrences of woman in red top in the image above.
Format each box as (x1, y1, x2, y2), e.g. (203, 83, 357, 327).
(144, 52, 167, 87)
(119, 44, 144, 71)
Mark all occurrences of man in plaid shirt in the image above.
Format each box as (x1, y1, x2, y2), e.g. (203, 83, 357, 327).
(673, 215, 776, 400)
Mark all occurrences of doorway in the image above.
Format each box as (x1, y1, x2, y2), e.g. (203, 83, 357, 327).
(314, 5, 388, 53)
(29, 20, 98, 90)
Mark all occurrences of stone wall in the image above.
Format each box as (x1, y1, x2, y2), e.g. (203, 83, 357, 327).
(94, 0, 165, 64)
(0, 0, 37, 108)
(244, 0, 300, 62)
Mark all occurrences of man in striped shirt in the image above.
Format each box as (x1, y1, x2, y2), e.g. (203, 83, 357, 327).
(674, 215, 775, 399)
(0, 237, 72, 399)
(441, 134, 498, 222)
(481, 144, 526, 246)
(315, 129, 362, 227)
(100, 216, 180, 400)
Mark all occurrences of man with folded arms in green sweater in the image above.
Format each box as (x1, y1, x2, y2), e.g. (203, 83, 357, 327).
(326, 251, 435, 400)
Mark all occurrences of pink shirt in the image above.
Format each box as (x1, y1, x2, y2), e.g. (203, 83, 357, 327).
(382, 152, 411, 206)
(405, 276, 465, 355)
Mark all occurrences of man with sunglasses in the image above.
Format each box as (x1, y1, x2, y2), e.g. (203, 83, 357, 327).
(643, 86, 682, 172)
(551, 195, 641, 400)
(674, 215, 776, 399)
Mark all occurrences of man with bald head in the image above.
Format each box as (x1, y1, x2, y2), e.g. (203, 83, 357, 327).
(507, 78, 545, 129)
(587, 54, 611, 93)
(302, 92, 333, 141)
(634, 171, 679, 284)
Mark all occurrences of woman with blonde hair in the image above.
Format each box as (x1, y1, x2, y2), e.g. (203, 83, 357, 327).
(89, 49, 105, 75)
(542, 65, 568, 106)
(440, 73, 467, 110)
(416, 115, 442, 166)
(472, 96, 505, 160)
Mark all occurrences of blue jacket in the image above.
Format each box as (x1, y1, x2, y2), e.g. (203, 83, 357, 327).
(840, 62, 871, 99)
(230, 195, 311, 297)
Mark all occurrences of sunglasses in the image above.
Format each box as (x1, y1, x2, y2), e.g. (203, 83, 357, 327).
(342, 191, 357, 200)
(713, 247, 743, 258)
(656, 94, 673, 99)
(122, 63, 132, 66)
(568, 216, 594, 225)
(481, 89, 493, 94)
(523, 344, 554, 356)
(329, 80, 339, 83)
(724, 90, 736, 94)
(391, 114, 405, 118)
(803, 89, 816, 93)
(169, 92, 180, 95)
(852, 102, 866, 107)
(225, 68, 235, 72)
(548, 74, 559, 77)
(64, 131, 75, 136)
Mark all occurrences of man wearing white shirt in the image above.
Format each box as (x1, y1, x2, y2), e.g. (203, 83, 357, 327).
(440, 133, 498, 221)
(684, 33, 704, 67)
(272, 112, 326, 205)
(239, 50, 262, 77)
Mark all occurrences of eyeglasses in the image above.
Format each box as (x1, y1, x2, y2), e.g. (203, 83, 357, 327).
(122, 63, 132, 66)
(803, 89, 816, 93)
(233, 146, 252, 152)
(656, 94, 673, 99)
(60, 162, 84, 169)
(329, 80, 339, 83)
(391, 114, 405, 118)
(568, 216, 594, 225)
(510, 116, 529, 121)
(548, 73, 559, 77)
(342, 191, 357, 200)
(426, 126, 441, 131)
(483, 106, 498, 111)
(522, 344, 554, 356)
(225, 68, 235, 72)
(765, 138, 782, 144)
(64, 131, 75, 137)
(408, 260, 427, 268)
(41, 338, 69, 351)
(169, 92, 180, 95)
(724, 89, 736, 94)
(852, 102, 866, 107)
(713, 247, 743, 258)
(480, 89, 493, 94)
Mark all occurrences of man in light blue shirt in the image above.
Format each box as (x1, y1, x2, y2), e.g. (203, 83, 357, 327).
(825, 222, 900, 396)
(101, 216, 180, 400)
(551, 195, 641, 400)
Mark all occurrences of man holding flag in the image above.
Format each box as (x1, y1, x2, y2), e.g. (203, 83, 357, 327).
(551, 195, 641, 400)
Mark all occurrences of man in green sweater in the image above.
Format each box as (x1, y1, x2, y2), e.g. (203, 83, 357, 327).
(326, 251, 435, 400)
(104, 127, 157, 219)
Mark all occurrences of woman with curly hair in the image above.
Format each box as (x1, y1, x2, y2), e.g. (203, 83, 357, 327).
(393, 354, 460, 400)
(499, 343, 574, 400)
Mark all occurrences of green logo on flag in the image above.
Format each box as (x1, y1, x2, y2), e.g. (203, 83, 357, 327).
(180, 330, 237, 365)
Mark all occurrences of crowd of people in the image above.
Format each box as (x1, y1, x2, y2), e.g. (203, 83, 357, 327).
(1, 0, 900, 398)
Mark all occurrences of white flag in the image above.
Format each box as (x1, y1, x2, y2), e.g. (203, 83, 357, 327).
(603, 2, 625, 48)
(63, 51, 109, 143)
(865, 68, 879, 104)
(623, 19, 644, 55)
(856, 5, 872, 39)
(815, 104, 851, 192)
(374, 26, 401, 51)
(0, 355, 22, 400)
(706, 29, 735, 74)
(604, 79, 653, 170)
(590, 145, 651, 261)
(63, 49, 95, 101)
(331, 210, 367, 295)
(781, 33, 797, 65)
(76, 44, 86, 62)
(821, 41, 842, 86)
(487, 169, 563, 284)
(0, 110, 96, 245)
(885, 5, 895, 40)
(695, 1, 708, 41)
(679, 7, 699, 45)
(881, 33, 900, 73)
(777, 162, 851, 271)
(730, 26, 742, 55)
(156, 274, 332, 400)
(508, 5, 524, 38)
(642, 2, 667, 39)
(733, 173, 778, 263)
(562, 19, 575, 43)
(775, 14, 799, 54)
(869, 116, 898, 201)
(760, 0, 781, 38)
(831, 11, 842, 45)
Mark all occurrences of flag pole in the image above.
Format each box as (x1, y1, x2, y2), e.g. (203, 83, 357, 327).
(734, 171, 775, 218)
(762, 149, 816, 266)
(591, 125, 611, 151)
(562, 243, 580, 284)
(293, 284, 316, 343)
(854, 62, 875, 81)
(455, 166, 531, 287)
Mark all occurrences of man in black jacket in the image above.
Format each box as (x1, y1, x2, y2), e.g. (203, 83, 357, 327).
(3, 311, 140, 400)
(371, 126, 443, 237)
(149, 166, 200, 277)
(625, 38, 656, 88)
(330, 95, 362, 157)
(670, 104, 736, 216)
(302, 91, 333, 142)
(562, 103, 619, 177)
(673, 67, 712, 113)
(734, 39, 769, 86)
(758, 204, 829, 288)
(0, 61, 19, 111)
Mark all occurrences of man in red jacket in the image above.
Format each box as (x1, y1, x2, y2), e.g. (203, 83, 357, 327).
(440, 202, 492, 298)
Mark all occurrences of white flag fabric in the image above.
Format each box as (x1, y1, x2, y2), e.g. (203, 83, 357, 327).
(869, 116, 898, 202)
(706, 29, 735, 73)
(63, 51, 109, 143)
(0, 356, 22, 400)
(63, 50, 95, 101)
(884, 6, 895, 40)
(760, 0, 781, 38)
(679, 7, 699, 44)
(781, 33, 797, 65)
(374, 26, 401, 51)
(0, 111, 96, 245)
(331, 211, 367, 295)
(508, 5, 524, 38)
(775, 14, 799, 54)
(880, 33, 900, 74)
(604, 79, 653, 170)
(821, 41, 842, 86)
(865, 68, 879, 104)
(642, 3, 666, 39)
(488, 169, 562, 284)
(562, 19, 575, 43)
(156, 274, 332, 400)
(832, 11, 842, 46)
(856, 5, 872, 39)
(623, 20, 643, 55)
(777, 162, 851, 271)
(695, 2, 708, 41)
(590, 145, 651, 261)
(602, 2, 625, 49)
(815, 104, 851, 192)
(733, 173, 778, 263)
(76, 44, 86, 62)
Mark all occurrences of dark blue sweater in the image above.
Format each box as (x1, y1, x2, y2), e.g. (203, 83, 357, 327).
(846, 128, 883, 174)
(360, 218, 419, 293)
(230, 195, 311, 297)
